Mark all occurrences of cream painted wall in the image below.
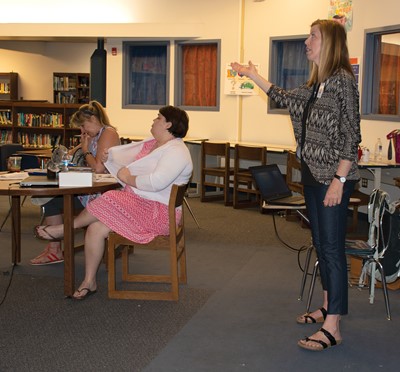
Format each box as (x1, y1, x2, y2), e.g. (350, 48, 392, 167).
(1, 0, 399, 146)
(242, 0, 400, 154)
(0, 0, 400, 196)
(0, 41, 94, 101)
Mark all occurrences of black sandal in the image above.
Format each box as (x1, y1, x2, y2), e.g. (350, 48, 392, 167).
(296, 307, 327, 324)
(298, 327, 342, 351)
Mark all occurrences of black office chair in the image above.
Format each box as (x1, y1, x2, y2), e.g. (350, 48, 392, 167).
(0, 144, 24, 171)
(0, 154, 41, 231)
(20, 154, 40, 170)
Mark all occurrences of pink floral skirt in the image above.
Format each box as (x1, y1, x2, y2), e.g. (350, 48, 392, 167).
(86, 186, 180, 243)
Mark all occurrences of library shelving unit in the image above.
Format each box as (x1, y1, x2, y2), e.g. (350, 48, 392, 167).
(0, 72, 18, 101)
(53, 73, 90, 105)
(0, 101, 81, 148)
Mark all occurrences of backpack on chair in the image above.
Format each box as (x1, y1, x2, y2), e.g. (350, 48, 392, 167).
(375, 200, 400, 283)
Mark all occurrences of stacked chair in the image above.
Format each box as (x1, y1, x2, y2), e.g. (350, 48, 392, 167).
(233, 144, 266, 209)
(200, 141, 233, 206)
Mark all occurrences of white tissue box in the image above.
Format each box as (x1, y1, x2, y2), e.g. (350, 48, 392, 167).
(59, 171, 93, 187)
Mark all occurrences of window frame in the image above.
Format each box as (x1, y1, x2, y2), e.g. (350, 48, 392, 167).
(268, 34, 309, 114)
(122, 41, 170, 110)
(175, 39, 221, 112)
(361, 24, 400, 122)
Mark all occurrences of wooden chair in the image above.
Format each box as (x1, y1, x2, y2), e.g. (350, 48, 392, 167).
(233, 144, 266, 209)
(286, 151, 303, 195)
(107, 184, 188, 301)
(200, 141, 234, 206)
(348, 185, 370, 233)
(284, 151, 305, 223)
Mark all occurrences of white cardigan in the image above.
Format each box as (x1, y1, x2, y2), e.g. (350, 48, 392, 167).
(105, 137, 193, 205)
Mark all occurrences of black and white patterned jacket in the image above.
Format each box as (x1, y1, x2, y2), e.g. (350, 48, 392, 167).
(267, 69, 361, 185)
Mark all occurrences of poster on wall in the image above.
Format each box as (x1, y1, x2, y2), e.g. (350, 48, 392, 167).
(328, 0, 353, 32)
(224, 63, 260, 96)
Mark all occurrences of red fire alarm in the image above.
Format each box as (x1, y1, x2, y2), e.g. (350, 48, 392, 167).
(111, 47, 117, 56)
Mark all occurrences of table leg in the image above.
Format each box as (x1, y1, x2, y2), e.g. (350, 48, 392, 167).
(63, 194, 75, 297)
(11, 195, 21, 263)
(366, 167, 382, 189)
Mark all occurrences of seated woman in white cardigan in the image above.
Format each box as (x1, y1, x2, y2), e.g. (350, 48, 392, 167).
(34, 105, 193, 300)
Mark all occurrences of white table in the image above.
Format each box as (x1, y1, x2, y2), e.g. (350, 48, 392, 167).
(358, 160, 400, 189)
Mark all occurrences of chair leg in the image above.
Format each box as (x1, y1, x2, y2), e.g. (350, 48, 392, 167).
(1, 196, 30, 232)
(306, 259, 319, 313)
(298, 244, 314, 301)
(0, 207, 12, 232)
(184, 197, 200, 228)
(39, 206, 45, 225)
(375, 260, 391, 320)
(368, 260, 377, 304)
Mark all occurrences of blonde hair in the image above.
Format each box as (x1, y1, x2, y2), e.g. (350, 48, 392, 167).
(70, 100, 117, 130)
(308, 19, 354, 86)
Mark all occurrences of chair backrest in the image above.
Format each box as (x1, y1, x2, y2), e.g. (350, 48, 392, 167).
(234, 144, 266, 171)
(168, 184, 187, 240)
(120, 137, 133, 144)
(201, 141, 230, 166)
(21, 154, 40, 170)
(367, 189, 390, 256)
(286, 151, 303, 194)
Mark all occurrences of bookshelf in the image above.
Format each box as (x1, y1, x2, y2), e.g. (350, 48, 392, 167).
(0, 73, 18, 101)
(53, 73, 90, 104)
(0, 101, 81, 148)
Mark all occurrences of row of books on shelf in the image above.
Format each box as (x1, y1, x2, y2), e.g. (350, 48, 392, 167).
(17, 133, 62, 148)
(0, 130, 13, 144)
(53, 76, 77, 91)
(0, 82, 12, 94)
(17, 112, 64, 127)
(0, 110, 12, 125)
(54, 92, 77, 104)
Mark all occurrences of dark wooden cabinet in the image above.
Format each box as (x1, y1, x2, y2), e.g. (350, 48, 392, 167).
(0, 72, 18, 101)
(0, 101, 81, 148)
(53, 73, 90, 104)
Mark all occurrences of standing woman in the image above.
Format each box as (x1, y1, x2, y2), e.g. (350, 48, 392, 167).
(232, 19, 361, 351)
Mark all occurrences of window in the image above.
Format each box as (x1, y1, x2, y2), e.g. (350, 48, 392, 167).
(175, 40, 220, 111)
(362, 25, 400, 121)
(269, 36, 310, 113)
(123, 42, 169, 108)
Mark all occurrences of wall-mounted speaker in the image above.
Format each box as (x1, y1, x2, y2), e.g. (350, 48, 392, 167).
(90, 38, 107, 107)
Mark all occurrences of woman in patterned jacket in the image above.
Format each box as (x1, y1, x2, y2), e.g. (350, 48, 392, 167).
(35, 105, 193, 300)
(232, 19, 361, 351)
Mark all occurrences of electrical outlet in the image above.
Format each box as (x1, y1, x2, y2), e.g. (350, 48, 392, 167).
(361, 178, 368, 188)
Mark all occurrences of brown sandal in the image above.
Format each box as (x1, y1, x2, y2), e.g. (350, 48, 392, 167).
(33, 225, 62, 242)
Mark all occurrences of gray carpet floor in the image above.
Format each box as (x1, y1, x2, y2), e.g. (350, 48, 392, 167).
(0, 195, 399, 371)
(0, 273, 212, 372)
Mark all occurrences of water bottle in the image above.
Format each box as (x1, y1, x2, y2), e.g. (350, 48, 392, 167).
(61, 153, 71, 172)
(374, 138, 383, 161)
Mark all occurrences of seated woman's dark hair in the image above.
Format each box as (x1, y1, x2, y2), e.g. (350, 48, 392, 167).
(159, 106, 189, 138)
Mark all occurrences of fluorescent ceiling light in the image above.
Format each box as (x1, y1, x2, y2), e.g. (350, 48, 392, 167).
(0, 0, 135, 23)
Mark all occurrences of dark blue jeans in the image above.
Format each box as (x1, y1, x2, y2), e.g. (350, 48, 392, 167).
(303, 181, 355, 315)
